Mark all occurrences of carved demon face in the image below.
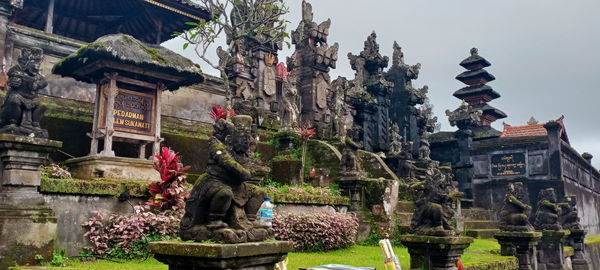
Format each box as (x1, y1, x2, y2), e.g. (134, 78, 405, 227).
(232, 126, 252, 154)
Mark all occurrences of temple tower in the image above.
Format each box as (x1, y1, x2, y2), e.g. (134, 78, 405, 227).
(454, 48, 506, 136)
(287, 0, 338, 137)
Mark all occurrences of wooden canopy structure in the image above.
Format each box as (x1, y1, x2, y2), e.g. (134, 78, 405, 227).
(12, 0, 210, 44)
(53, 34, 204, 157)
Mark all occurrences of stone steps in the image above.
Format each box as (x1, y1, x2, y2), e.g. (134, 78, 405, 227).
(464, 220, 500, 230)
(465, 229, 499, 239)
(396, 201, 415, 212)
(461, 208, 494, 220)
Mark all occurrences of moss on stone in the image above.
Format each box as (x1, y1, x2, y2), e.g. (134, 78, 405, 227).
(40, 177, 149, 198)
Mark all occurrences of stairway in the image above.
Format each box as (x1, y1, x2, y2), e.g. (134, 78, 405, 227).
(395, 202, 499, 239)
(395, 201, 414, 234)
(462, 208, 499, 239)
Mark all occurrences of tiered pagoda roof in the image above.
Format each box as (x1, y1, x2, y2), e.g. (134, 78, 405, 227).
(454, 48, 506, 127)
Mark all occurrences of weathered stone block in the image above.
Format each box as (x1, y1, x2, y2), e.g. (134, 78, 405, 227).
(271, 160, 302, 185)
(64, 155, 159, 181)
(0, 207, 57, 270)
(494, 231, 542, 270)
(150, 240, 293, 270)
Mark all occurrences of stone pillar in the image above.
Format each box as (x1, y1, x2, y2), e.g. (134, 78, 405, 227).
(399, 235, 473, 270)
(0, 134, 62, 269)
(537, 230, 570, 270)
(544, 121, 563, 180)
(150, 241, 292, 270)
(569, 229, 591, 270)
(453, 129, 474, 199)
(495, 231, 542, 270)
(0, 0, 21, 73)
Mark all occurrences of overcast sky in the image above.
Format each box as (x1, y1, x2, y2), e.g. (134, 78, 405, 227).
(163, 0, 600, 167)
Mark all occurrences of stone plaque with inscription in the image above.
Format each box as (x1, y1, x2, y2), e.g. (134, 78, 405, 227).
(491, 153, 526, 177)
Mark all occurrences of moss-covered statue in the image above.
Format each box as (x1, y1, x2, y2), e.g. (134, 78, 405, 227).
(558, 195, 582, 230)
(179, 114, 271, 243)
(341, 127, 366, 178)
(499, 182, 534, 231)
(533, 188, 562, 231)
(0, 47, 48, 138)
(410, 166, 461, 236)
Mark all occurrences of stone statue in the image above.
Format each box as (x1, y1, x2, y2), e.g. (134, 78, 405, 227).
(0, 47, 48, 138)
(558, 195, 582, 230)
(330, 76, 349, 138)
(418, 138, 431, 160)
(499, 182, 534, 231)
(180, 115, 271, 243)
(410, 166, 460, 236)
(281, 73, 300, 130)
(398, 159, 416, 181)
(533, 188, 562, 231)
(340, 127, 365, 178)
(388, 123, 402, 157)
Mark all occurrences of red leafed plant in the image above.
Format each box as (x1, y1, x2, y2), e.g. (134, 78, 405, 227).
(148, 147, 191, 211)
(209, 105, 235, 122)
(300, 128, 315, 141)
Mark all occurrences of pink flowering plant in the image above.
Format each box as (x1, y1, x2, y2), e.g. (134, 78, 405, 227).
(82, 205, 181, 259)
(273, 212, 359, 251)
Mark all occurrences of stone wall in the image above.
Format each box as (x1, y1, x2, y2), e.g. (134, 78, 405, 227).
(586, 240, 600, 270)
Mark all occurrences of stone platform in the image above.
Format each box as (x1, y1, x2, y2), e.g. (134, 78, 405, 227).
(64, 155, 159, 181)
(399, 235, 473, 270)
(149, 240, 293, 270)
(0, 134, 62, 269)
(494, 231, 542, 270)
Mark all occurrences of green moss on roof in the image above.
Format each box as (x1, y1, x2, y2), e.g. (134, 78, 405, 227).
(52, 34, 204, 90)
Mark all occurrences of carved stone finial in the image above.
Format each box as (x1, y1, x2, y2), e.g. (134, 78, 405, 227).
(0, 47, 48, 138)
(527, 116, 538, 125)
(392, 41, 404, 66)
(470, 47, 478, 56)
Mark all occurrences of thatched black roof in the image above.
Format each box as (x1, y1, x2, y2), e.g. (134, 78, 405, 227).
(14, 0, 210, 44)
(52, 34, 204, 90)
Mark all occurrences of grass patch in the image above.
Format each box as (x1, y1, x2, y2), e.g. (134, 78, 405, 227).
(35, 239, 515, 270)
(585, 233, 600, 244)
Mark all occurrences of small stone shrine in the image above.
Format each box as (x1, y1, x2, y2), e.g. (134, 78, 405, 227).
(0, 48, 63, 269)
(52, 34, 204, 181)
(152, 113, 292, 269)
(494, 182, 542, 270)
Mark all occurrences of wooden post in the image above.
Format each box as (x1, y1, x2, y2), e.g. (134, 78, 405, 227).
(139, 143, 147, 159)
(44, 0, 55, 34)
(152, 83, 165, 156)
(89, 83, 102, 155)
(100, 73, 118, 157)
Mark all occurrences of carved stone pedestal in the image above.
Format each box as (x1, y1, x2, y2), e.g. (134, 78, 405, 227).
(537, 230, 570, 270)
(494, 231, 542, 270)
(0, 134, 61, 269)
(150, 241, 293, 270)
(399, 235, 473, 270)
(336, 176, 368, 211)
(568, 229, 591, 270)
(64, 155, 159, 181)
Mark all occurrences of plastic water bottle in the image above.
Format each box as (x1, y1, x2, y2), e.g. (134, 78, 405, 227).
(258, 197, 274, 227)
